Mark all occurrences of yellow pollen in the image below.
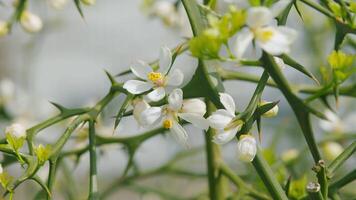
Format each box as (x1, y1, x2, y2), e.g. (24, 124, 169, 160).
(147, 72, 163, 82)
(256, 30, 274, 42)
(163, 119, 173, 129)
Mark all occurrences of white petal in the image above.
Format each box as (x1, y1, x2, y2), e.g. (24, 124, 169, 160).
(247, 7, 273, 29)
(219, 93, 236, 116)
(212, 127, 239, 145)
(133, 100, 150, 125)
(159, 46, 172, 75)
(207, 109, 234, 130)
(234, 28, 254, 59)
(257, 27, 291, 55)
(166, 69, 184, 86)
(276, 26, 298, 44)
(140, 107, 162, 126)
(237, 135, 257, 162)
(271, 0, 292, 17)
(5, 123, 27, 138)
(168, 88, 183, 110)
(178, 113, 209, 130)
(146, 87, 166, 102)
(171, 121, 188, 147)
(123, 80, 152, 94)
(131, 60, 152, 80)
(182, 99, 206, 116)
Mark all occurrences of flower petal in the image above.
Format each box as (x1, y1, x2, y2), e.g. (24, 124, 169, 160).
(166, 69, 184, 86)
(159, 46, 172, 75)
(271, 0, 292, 17)
(207, 109, 234, 130)
(234, 28, 254, 59)
(168, 88, 183, 110)
(219, 93, 236, 116)
(147, 87, 166, 102)
(140, 107, 162, 127)
(276, 26, 298, 44)
(212, 127, 239, 145)
(123, 80, 152, 94)
(247, 7, 273, 29)
(178, 113, 209, 130)
(182, 99, 206, 116)
(171, 121, 188, 147)
(237, 135, 257, 162)
(131, 60, 153, 80)
(257, 27, 293, 55)
(133, 100, 150, 125)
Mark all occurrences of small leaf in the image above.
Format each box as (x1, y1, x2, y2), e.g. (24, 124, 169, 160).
(114, 94, 134, 130)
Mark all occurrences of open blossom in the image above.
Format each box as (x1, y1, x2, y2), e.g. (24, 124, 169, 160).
(234, 1, 297, 59)
(237, 135, 257, 162)
(5, 123, 26, 138)
(123, 46, 184, 102)
(207, 93, 243, 144)
(140, 89, 208, 146)
(20, 11, 43, 33)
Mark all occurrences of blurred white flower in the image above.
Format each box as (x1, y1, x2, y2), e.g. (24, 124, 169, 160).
(317, 110, 356, 133)
(140, 89, 208, 146)
(20, 11, 43, 33)
(0, 21, 9, 37)
(0, 164, 3, 174)
(81, 0, 95, 6)
(0, 79, 15, 105)
(151, 1, 182, 27)
(260, 100, 279, 118)
(123, 46, 184, 102)
(234, 3, 297, 59)
(49, 0, 69, 9)
(207, 93, 243, 144)
(5, 123, 26, 138)
(322, 142, 343, 161)
(281, 148, 299, 163)
(237, 135, 257, 162)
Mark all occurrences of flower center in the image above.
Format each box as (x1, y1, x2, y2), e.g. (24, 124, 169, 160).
(163, 119, 173, 129)
(255, 29, 274, 42)
(147, 72, 165, 86)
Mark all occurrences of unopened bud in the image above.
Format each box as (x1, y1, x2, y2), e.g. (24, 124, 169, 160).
(20, 11, 43, 33)
(322, 142, 343, 161)
(260, 101, 279, 118)
(49, 0, 69, 9)
(5, 123, 26, 138)
(81, 0, 96, 6)
(306, 182, 320, 192)
(237, 135, 257, 162)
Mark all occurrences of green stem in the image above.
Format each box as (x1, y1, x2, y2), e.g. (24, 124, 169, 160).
(46, 160, 57, 200)
(329, 169, 356, 194)
(252, 149, 288, 200)
(88, 120, 99, 200)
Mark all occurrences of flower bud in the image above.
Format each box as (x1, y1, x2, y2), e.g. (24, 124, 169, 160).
(0, 21, 9, 37)
(20, 11, 43, 33)
(182, 99, 206, 116)
(81, 0, 96, 6)
(322, 142, 343, 161)
(260, 101, 279, 118)
(5, 123, 26, 138)
(49, 0, 69, 9)
(237, 135, 257, 162)
(132, 99, 150, 126)
(281, 149, 299, 163)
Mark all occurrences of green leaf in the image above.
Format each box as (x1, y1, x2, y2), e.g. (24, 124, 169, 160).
(6, 133, 25, 152)
(114, 94, 134, 130)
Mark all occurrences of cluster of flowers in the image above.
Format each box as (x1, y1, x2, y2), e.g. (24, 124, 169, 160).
(123, 45, 279, 162)
(0, 0, 96, 37)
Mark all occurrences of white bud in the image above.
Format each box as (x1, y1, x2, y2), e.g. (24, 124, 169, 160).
(0, 21, 9, 37)
(237, 135, 257, 162)
(182, 99, 206, 116)
(322, 142, 343, 161)
(281, 149, 299, 163)
(5, 123, 26, 138)
(0, 164, 3, 174)
(133, 99, 150, 126)
(81, 0, 95, 6)
(260, 101, 279, 118)
(20, 11, 43, 33)
(49, 0, 69, 9)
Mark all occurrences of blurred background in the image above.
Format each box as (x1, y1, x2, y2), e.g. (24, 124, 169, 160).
(0, 0, 355, 199)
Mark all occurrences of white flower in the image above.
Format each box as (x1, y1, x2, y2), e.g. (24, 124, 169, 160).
(0, 21, 9, 37)
(207, 93, 243, 144)
(0, 79, 15, 105)
(132, 98, 150, 126)
(140, 89, 208, 146)
(81, 0, 95, 6)
(237, 135, 257, 162)
(281, 148, 299, 163)
(49, 0, 68, 9)
(152, 1, 182, 27)
(319, 110, 343, 133)
(234, 3, 297, 59)
(5, 123, 26, 138)
(123, 46, 184, 102)
(260, 100, 279, 118)
(20, 11, 43, 33)
(322, 142, 343, 161)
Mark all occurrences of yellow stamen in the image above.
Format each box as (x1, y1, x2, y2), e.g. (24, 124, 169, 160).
(163, 119, 173, 129)
(256, 29, 274, 42)
(147, 72, 163, 82)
